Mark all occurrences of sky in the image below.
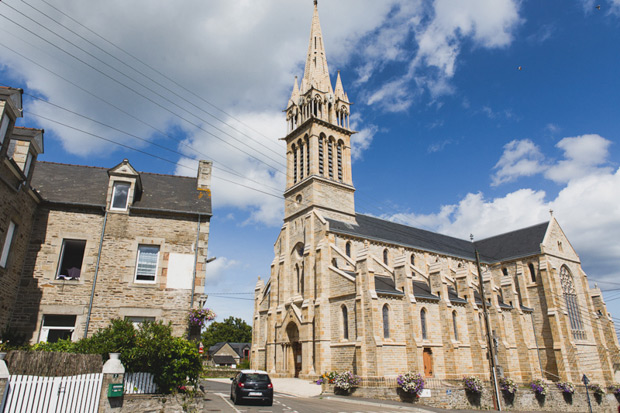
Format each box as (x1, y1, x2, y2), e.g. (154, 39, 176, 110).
(1, 0, 620, 328)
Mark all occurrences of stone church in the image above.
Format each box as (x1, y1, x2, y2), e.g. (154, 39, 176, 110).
(251, 1, 620, 386)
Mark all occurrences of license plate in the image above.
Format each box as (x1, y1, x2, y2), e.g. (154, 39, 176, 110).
(248, 392, 262, 396)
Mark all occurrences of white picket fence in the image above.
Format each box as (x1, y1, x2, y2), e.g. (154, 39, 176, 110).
(1, 373, 102, 413)
(123, 372, 158, 394)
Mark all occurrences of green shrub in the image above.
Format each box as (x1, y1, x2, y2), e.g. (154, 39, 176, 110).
(32, 319, 201, 394)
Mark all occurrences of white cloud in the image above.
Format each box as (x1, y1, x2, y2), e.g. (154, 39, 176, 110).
(204, 256, 239, 286)
(545, 134, 612, 183)
(492, 139, 546, 186)
(385, 134, 620, 283)
(350, 114, 378, 160)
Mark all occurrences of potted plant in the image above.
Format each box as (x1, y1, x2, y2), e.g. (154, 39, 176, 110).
(589, 383, 605, 403)
(187, 308, 216, 337)
(499, 377, 517, 404)
(556, 381, 575, 395)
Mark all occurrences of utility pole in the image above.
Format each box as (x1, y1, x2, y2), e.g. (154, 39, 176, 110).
(472, 236, 502, 411)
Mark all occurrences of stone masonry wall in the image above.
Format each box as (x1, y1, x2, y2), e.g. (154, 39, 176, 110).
(10, 205, 209, 342)
(0, 161, 38, 332)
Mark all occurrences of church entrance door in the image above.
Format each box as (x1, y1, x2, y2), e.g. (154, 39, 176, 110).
(286, 322, 302, 377)
(293, 342, 302, 378)
(423, 348, 433, 377)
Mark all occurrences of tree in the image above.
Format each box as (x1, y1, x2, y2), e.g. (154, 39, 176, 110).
(201, 316, 252, 349)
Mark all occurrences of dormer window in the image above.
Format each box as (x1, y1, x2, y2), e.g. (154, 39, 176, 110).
(111, 182, 131, 210)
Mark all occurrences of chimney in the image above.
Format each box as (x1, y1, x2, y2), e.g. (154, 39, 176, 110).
(197, 160, 212, 191)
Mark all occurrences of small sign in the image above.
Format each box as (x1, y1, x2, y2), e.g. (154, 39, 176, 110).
(420, 389, 431, 398)
(108, 383, 124, 398)
(446, 389, 452, 395)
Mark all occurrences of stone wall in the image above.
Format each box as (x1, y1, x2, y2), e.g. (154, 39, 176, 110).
(10, 204, 209, 342)
(325, 381, 620, 412)
(0, 159, 38, 332)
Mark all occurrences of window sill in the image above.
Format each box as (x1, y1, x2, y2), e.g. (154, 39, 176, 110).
(51, 278, 84, 285)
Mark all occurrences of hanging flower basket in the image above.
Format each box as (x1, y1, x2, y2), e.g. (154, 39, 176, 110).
(556, 381, 575, 395)
(499, 377, 518, 394)
(397, 372, 425, 397)
(188, 308, 216, 328)
(333, 371, 361, 392)
(462, 376, 484, 394)
(530, 379, 548, 397)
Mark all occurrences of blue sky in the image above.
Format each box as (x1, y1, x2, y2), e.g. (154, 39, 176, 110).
(1, 0, 620, 326)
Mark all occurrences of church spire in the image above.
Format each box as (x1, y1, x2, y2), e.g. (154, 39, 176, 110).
(302, 0, 332, 94)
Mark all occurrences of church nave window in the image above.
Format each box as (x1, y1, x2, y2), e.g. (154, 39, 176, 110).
(452, 311, 459, 341)
(382, 304, 390, 339)
(345, 241, 351, 258)
(383, 248, 389, 266)
(421, 309, 427, 340)
(342, 305, 349, 340)
(299, 141, 304, 179)
(528, 263, 536, 283)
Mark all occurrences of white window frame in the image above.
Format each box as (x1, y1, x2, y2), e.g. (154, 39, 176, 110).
(125, 316, 155, 330)
(23, 151, 33, 177)
(39, 315, 76, 343)
(0, 113, 10, 148)
(134, 244, 160, 283)
(0, 220, 16, 268)
(110, 181, 131, 211)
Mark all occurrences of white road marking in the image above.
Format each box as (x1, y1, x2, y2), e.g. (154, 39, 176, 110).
(215, 392, 241, 413)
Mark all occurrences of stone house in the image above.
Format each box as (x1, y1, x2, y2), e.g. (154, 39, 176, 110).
(0, 88, 212, 343)
(0, 86, 44, 334)
(251, 2, 620, 386)
(207, 342, 251, 368)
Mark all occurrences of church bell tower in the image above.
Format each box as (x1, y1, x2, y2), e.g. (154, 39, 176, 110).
(283, 0, 355, 222)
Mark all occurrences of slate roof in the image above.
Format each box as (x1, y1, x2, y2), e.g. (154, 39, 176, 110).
(31, 161, 212, 216)
(374, 276, 404, 296)
(326, 214, 548, 264)
(448, 286, 467, 304)
(213, 355, 236, 365)
(208, 342, 251, 358)
(412, 280, 439, 301)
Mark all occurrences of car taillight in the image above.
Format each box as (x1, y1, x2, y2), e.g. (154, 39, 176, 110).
(267, 383, 273, 389)
(238, 382, 245, 388)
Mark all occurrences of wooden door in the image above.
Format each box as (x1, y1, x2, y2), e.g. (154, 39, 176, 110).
(423, 348, 433, 377)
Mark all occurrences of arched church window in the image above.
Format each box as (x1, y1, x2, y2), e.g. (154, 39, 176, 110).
(318, 136, 324, 175)
(345, 242, 351, 258)
(528, 263, 536, 283)
(502, 267, 508, 276)
(410, 254, 415, 267)
(299, 140, 304, 180)
(337, 141, 343, 181)
(342, 305, 349, 340)
(560, 266, 585, 339)
(292, 144, 297, 183)
(382, 305, 390, 339)
(383, 248, 389, 266)
(295, 264, 300, 294)
(452, 311, 459, 341)
(328, 139, 334, 179)
(300, 264, 305, 295)
(305, 136, 310, 177)
(421, 309, 427, 340)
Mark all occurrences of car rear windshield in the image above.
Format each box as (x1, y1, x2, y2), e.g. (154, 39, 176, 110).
(244, 374, 270, 383)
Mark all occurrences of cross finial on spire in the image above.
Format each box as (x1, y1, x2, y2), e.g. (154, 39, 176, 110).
(549, 209, 554, 217)
(314, 0, 317, 6)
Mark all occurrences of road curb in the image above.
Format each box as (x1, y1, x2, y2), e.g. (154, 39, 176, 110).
(322, 395, 433, 412)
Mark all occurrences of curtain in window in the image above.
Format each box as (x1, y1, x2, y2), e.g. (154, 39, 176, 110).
(136, 245, 159, 281)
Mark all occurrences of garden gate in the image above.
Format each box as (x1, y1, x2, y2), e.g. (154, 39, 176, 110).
(1, 373, 102, 413)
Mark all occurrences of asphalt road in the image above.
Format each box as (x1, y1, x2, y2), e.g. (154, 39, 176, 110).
(201, 380, 428, 413)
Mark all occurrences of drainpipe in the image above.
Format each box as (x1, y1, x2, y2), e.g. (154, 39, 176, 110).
(190, 214, 201, 310)
(84, 208, 108, 339)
